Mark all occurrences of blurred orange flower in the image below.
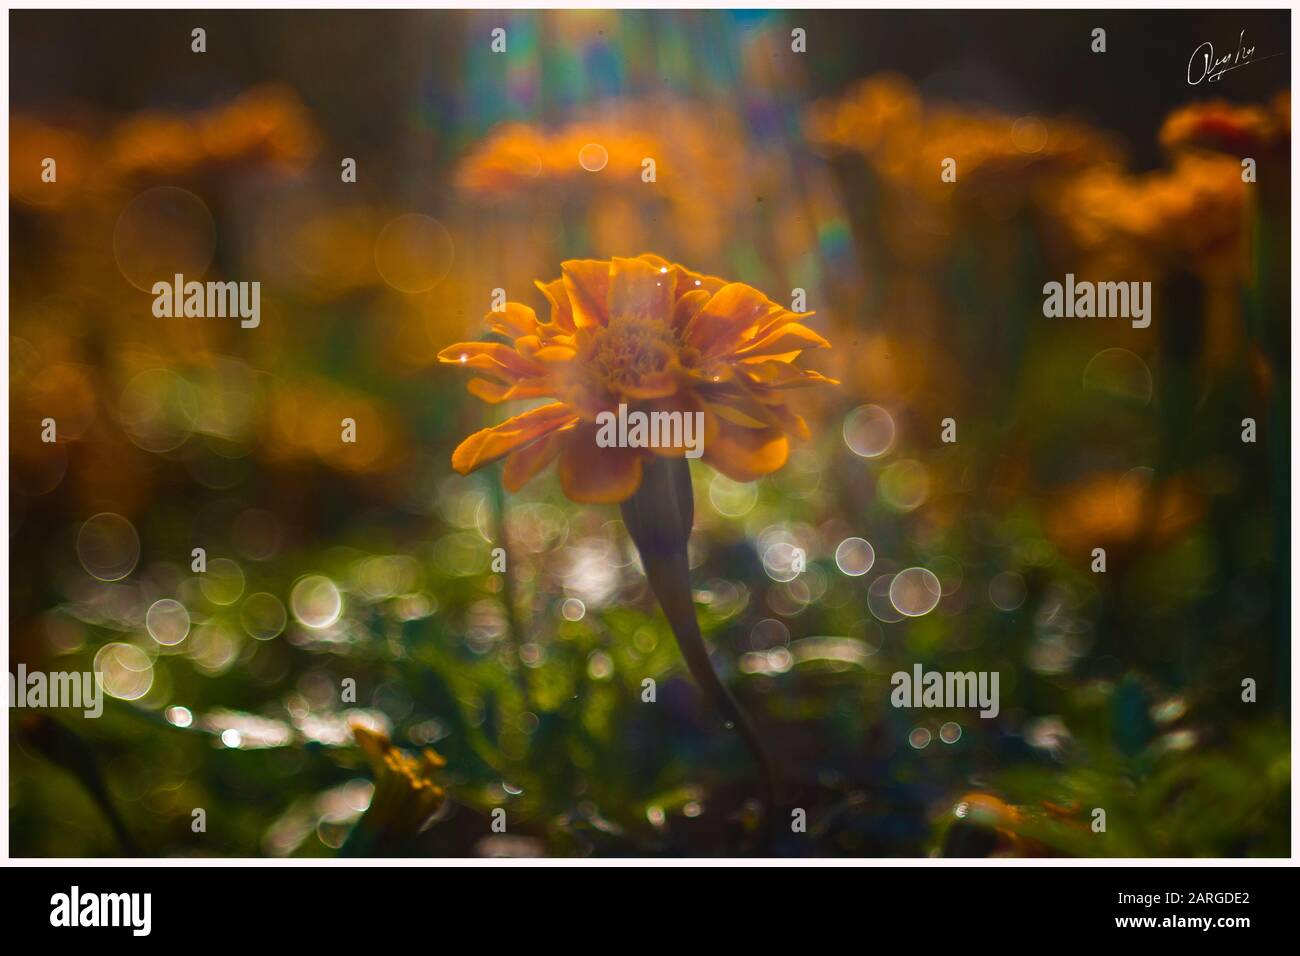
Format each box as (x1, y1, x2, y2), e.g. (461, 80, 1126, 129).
(351, 725, 446, 843)
(806, 73, 1118, 199)
(455, 119, 659, 193)
(1056, 153, 1250, 276)
(12, 84, 320, 207)
(439, 254, 835, 503)
(107, 84, 319, 177)
(455, 104, 742, 201)
(1046, 472, 1203, 558)
(452, 103, 752, 258)
(804, 73, 923, 157)
(1160, 92, 1289, 156)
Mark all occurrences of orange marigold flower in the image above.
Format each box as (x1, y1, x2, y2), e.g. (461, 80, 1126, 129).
(803, 73, 923, 157)
(1045, 471, 1203, 558)
(439, 254, 836, 504)
(806, 73, 1118, 196)
(1159, 96, 1287, 156)
(350, 724, 447, 848)
(108, 85, 319, 176)
(1056, 153, 1250, 273)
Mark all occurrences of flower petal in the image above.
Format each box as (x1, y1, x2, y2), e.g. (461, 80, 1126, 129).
(486, 303, 539, 339)
(558, 426, 645, 503)
(502, 428, 568, 491)
(761, 401, 812, 441)
(683, 283, 779, 355)
(465, 378, 552, 404)
(534, 277, 575, 332)
(734, 322, 831, 360)
(741, 361, 840, 389)
(451, 402, 578, 474)
(702, 413, 789, 481)
(561, 259, 612, 329)
(638, 389, 712, 458)
(752, 308, 816, 343)
(610, 255, 673, 323)
(672, 288, 712, 334)
(439, 342, 544, 381)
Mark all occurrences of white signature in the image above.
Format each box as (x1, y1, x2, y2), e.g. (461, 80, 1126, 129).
(1187, 30, 1281, 85)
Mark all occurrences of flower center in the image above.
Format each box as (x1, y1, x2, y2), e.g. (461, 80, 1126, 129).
(591, 314, 677, 388)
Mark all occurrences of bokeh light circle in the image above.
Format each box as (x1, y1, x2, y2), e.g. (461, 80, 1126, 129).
(199, 558, 246, 606)
(290, 575, 343, 629)
(1083, 347, 1153, 404)
(374, 214, 454, 293)
(93, 642, 154, 701)
(1011, 116, 1049, 153)
(834, 537, 876, 576)
(578, 143, 609, 172)
(113, 186, 216, 292)
(146, 598, 191, 646)
(76, 513, 141, 582)
(709, 474, 759, 517)
(928, 555, 964, 595)
(749, 617, 791, 651)
(879, 459, 931, 512)
(241, 592, 287, 640)
(868, 574, 905, 623)
(587, 650, 614, 680)
(889, 567, 943, 617)
(189, 623, 241, 673)
(842, 404, 896, 458)
(989, 571, 1028, 611)
(119, 368, 198, 453)
(761, 542, 804, 583)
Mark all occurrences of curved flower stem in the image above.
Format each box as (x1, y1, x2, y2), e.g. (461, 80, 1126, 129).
(488, 469, 533, 713)
(621, 457, 776, 850)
